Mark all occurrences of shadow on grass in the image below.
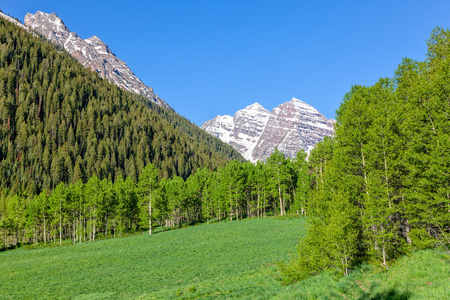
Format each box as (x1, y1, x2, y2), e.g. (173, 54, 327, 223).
(359, 287, 412, 300)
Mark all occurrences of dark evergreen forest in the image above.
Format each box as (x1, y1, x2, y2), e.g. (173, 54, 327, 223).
(0, 15, 242, 196)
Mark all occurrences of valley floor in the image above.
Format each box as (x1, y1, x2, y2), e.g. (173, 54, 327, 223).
(0, 217, 448, 299)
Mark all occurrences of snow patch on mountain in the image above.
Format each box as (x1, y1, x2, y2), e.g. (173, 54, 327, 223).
(202, 115, 235, 143)
(202, 98, 334, 162)
(23, 11, 171, 110)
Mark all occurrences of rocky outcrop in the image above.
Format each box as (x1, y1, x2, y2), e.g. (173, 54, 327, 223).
(202, 98, 335, 162)
(24, 11, 171, 110)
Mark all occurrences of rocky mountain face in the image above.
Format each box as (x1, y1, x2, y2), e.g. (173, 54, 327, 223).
(202, 98, 335, 162)
(24, 11, 171, 110)
(202, 103, 271, 161)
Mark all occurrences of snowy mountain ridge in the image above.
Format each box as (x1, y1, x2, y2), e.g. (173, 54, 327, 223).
(202, 98, 335, 162)
(23, 11, 171, 110)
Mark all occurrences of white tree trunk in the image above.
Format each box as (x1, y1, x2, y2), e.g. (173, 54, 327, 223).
(149, 194, 152, 235)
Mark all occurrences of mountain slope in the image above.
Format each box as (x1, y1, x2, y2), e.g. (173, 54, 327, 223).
(23, 11, 171, 110)
(202, 98, 335, 162)
(0, 12, 243, 194)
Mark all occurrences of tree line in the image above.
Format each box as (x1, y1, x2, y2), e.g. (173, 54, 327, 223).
(279, 27, 450, 284)
(0, 149, 309, 249)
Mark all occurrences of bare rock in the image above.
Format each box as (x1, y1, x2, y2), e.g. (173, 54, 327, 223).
(202, 98, 334, 162)
(24, 11, 171, 110)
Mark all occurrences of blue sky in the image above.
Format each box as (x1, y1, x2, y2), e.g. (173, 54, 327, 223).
(3, 1, 450, 125)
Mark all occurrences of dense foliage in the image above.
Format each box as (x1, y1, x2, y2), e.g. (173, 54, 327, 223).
(279, 27, 450, 284)
(0, 150, 308, 248)
(0, 15, 243, 196)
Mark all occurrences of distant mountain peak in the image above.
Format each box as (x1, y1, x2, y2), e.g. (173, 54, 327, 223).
(287, 97, 319, 113)
(87, 35, 101, 40)
(243, 102, 269, 113)
(202, 99, 334, 162)
(26, 11, 68, 33)
(246, 102, 264, 108)
(24, 11, 171, 110)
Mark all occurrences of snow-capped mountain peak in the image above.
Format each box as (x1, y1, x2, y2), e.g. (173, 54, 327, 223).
(202, 99, 334, 162)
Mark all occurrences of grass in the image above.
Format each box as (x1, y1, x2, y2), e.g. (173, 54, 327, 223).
(0, 217, 306, 299)
(1, 217, 448, 299)
(277, 249, 450, 299)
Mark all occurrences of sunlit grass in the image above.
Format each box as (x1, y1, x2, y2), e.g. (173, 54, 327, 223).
(0, 217, 306, 299)
(1, 217, 448, 299)
(276, 249, 450, 300)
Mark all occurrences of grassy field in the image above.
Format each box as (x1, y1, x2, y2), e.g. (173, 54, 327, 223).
(0, 217, 306, 299)
(1, 217, 448, 299)
(279, 249, 450, 299)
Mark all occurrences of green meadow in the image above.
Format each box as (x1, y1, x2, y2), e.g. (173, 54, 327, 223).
(1, 217, 448, 299)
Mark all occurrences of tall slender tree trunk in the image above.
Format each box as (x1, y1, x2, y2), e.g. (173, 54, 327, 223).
(230, 195, 233, 221)
(235, 197, 239, 221)
(34, 223, 37, 244)
(59, 201, 62, 246)
(360, 142, 369, 195)
(382, 225, 387, 266)
(83, 215, 86, 242)
(257, 192, 260, 218)
(209, 198, 212, 222)
(405, 217, 412, 244)
(276, 166, 284, 216)
(43, 212, 47, 245)
(93, 205, 96, 242)
(72, 216, 75, 244)
(278, 183, 283, 216)
(383, 150, 392, 209)
(247, 191, 251, 218)
(149, 194, 152, 235)
(263, 190, 266, 217)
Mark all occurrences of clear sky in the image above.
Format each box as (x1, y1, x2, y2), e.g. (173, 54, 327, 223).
(3, 1, 450, 125)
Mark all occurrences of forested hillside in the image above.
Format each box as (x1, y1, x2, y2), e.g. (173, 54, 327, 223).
(0, 14, 243, 196)
(0, 148, 309, 249)
(279, 27, 450, 283)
